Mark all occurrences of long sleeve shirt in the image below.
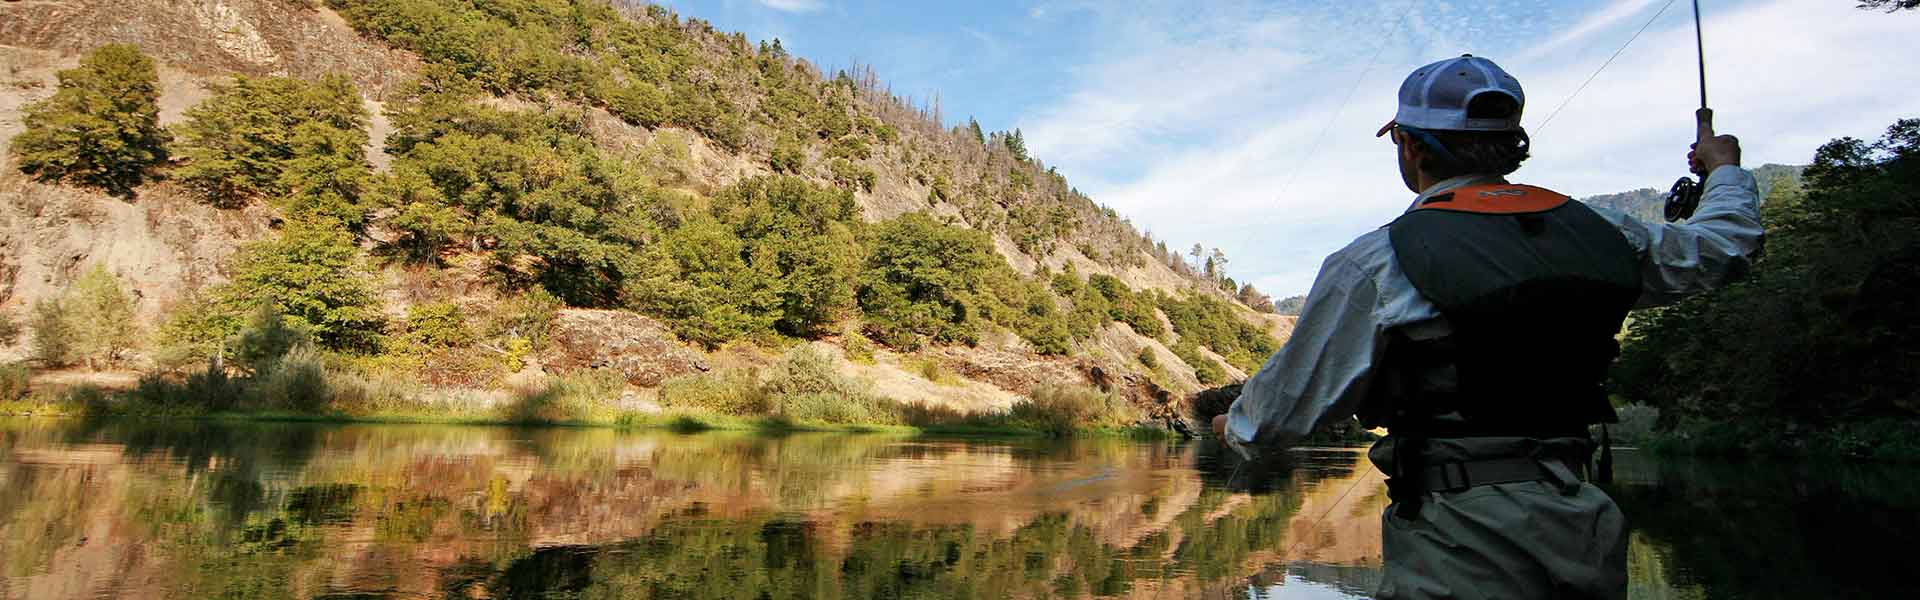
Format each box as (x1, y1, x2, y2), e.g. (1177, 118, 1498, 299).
(1222, 165, 1765, 459)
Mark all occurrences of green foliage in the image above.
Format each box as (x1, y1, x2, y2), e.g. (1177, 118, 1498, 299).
(1137, 347, 1159, 369)
(27, 298, 75, 367)
(1614, 119, 1920, 455)
(769, 137, 805, 174)
(1007, 204, 1076, 257)
(1004, 128, 1029, 162)
(0, 311, 19, 346)
(230, 306, 314, 376)
(488, 287, 562, 350)
(374, 80, 655, 305)
(660, 369, 770, 416)
(631, 176, 860, 344)
(255, 346, 330, 412)
(1157, 292, 1277, 373)
(224, 224, 386, 352)
(1172, 340, 1227, 385)
(827, 159, 876, 192)
(403, 301, 472, 349)
(329, 0, 748, 150)
(173, 74, 370, 221)
(0, 363, 28, 402)
(11, 43, 168, 197)
(1009, 384, 1135, 435)
(66, 264, 141, 369)
(841, 328, 876, 364)
(1088, 274, 1164, 338)
(858, 213, 1000, 350)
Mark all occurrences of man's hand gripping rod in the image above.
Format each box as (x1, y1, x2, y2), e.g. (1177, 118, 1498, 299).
(1665, 0, 1711, 222)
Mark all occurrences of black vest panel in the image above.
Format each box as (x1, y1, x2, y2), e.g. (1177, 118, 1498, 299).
(1363, 185, 1641, 437)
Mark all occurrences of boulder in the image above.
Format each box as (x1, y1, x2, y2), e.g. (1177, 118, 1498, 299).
(544, 309, 708, 387)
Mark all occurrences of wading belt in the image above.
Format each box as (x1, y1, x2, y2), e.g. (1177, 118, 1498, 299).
(1417, 455, 1588, 495)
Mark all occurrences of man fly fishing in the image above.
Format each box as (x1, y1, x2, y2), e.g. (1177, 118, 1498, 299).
(1212, 53, 1761, 599)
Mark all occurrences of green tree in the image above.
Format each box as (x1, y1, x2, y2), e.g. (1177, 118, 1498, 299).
(173, 75, 370, 216)
(1005, 128, 1029, 162)
(27, 298, 76, 367)
(1613, 119, 1920, 455)
(858, 213, 1000, 349)
(967, 117, 985, 145)
(230, 306, 313, 375)
(67, 264, 141, 369)
(223, 224, 387, 352)
(11, 43, 168, 197)
(0, 311, 19, 346)
(709, 176, 864, 337)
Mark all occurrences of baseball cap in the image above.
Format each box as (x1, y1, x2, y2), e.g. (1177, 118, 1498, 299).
(1375, 54, 1525, 137)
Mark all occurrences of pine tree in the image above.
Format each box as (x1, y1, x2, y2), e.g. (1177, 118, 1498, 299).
(967, 117, 986, 146)
(12, 43, 169, 198)
(1006, 128, 1029, 162)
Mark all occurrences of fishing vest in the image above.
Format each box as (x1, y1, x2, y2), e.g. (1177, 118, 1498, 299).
(1358, 183, 1641, 438)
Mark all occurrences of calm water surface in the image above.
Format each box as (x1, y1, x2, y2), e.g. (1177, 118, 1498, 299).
(0, 419, 1915, 599)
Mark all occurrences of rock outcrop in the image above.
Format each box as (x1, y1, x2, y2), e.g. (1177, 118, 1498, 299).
(543, 309, 708, 387)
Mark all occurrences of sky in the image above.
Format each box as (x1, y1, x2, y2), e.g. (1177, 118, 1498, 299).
(661, 0, 1920, 297)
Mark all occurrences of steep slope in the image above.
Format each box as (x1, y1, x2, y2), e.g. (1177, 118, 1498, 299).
(0, 0, 1287, 424)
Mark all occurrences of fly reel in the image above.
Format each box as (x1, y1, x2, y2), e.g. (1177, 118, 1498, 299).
(1665, 176, 1701, 222)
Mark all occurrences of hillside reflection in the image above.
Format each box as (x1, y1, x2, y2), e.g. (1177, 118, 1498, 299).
(0, 420, 1387, 599)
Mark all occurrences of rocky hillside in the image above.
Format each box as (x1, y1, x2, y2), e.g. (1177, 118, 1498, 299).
(0, 0, 1292, 426)
(1577, 163, 1803, 222)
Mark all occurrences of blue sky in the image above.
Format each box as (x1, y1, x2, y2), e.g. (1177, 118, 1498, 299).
(662, 0, 1920, 297)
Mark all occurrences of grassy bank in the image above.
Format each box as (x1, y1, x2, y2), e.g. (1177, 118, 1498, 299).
(0, 349, 1177, 439)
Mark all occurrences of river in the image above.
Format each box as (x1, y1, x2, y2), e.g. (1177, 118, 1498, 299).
(0, 419, 1914, 599)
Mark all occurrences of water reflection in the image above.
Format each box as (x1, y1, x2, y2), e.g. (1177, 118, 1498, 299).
(1, 420, 1916, 599)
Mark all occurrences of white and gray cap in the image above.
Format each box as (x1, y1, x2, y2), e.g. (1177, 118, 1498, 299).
(1375, 54, 1525, 137)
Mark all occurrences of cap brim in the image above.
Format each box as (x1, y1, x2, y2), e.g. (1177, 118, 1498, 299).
(1376, 120, 1396, 138)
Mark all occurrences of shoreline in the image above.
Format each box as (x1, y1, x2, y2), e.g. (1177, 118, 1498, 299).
(0, 400, 1181, 440)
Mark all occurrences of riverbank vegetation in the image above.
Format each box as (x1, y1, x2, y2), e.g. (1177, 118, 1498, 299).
(6, 8, 1287, 436)
(1612, 118, 1920, 461)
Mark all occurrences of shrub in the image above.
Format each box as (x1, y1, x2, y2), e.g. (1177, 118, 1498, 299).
(404, 301, 472, 348)
(502, 371, 621, 424)
(1137, 347, 1159, 369)
(1157, 292, 1278, 373)
(842, 328, 876, 364)
(0, 311, 20, 346)
(912, 357, 958, 385)
(660, 369, 769, 416)
(255, 346, 332, 412)
(27, 298, 75, 367)
(828, 159, 876, 192)
(488, 287, 562, 350)
(0, 363, 28, 402)
(1172, 340, 1227, 385)
(770, 137, 805, 174)
(1010, 384, 1134, 435)
(67, 264, 141, 369)
(230, 307, 313, 375)
(12, 43, 168, 197)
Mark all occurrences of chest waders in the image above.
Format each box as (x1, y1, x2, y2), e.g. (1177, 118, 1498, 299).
(1364, 183, 1641, 519)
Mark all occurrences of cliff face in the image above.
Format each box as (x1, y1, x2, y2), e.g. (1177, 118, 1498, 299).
(0, 0, 1283, 417)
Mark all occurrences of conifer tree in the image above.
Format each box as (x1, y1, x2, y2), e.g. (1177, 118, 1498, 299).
(12, 43, 169, 198)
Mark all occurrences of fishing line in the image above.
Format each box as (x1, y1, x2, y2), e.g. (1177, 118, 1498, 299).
(1532, 0, 1680, 136)
(1272, 0, 1427, 202)
(1280, 456, 1377, 561)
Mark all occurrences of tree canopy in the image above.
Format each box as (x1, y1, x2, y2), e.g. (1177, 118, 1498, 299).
(12, 43, 168, 197)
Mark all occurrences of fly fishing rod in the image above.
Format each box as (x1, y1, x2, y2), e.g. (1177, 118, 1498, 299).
(1664, 0, 1711, 221)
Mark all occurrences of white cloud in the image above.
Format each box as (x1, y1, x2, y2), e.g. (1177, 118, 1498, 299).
(1019, 0, 1920, 297)
(757, 0, 823, 13)
(1515, 0, 1664, 62)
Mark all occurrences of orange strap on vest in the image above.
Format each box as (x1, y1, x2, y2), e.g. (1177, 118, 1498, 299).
(1412, 184, 1570, 215)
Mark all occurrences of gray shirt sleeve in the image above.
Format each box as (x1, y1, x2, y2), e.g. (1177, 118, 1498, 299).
(1589, 165, 1766, 307)
(1222, 231, 1437, 459)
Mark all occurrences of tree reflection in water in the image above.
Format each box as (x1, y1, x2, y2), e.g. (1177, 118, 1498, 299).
(2, 420, 1917, 599)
